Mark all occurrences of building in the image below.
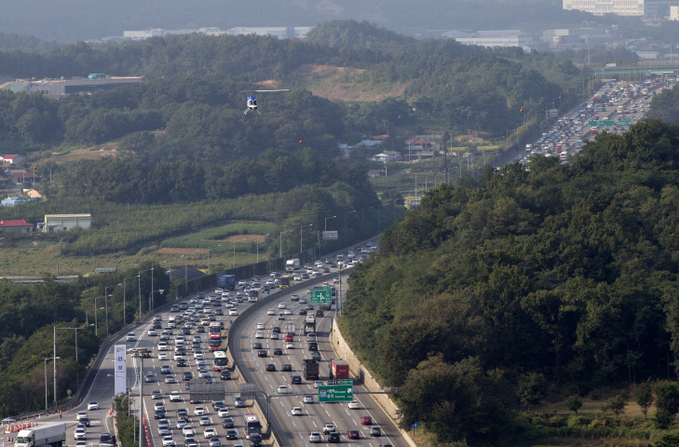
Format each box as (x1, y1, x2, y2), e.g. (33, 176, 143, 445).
(371, 151, 401, 162)
(451, 30, 533, 49)
(2, 76, 146, 98)
(0, 155, 25, 165)
(117, 26, 311, 41)
(123, 29, 165, 40)
(226, 27, 312, 39)
(563, 0, 679, 17)
(637, 50, 660, 59)
(542, 28, 615, 48)
(0, 219, 33, 233)
(1, 196, 29, 207)
(10, 172, 37, 183)
(24, 189, 42, 199)
(43, 214, 92, 232)
(671, 4, 679, 18)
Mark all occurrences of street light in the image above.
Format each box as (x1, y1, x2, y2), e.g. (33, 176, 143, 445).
(55, 325, 92, 390)
(323, 216, 336, 256)
(123, 276, 138, 326)
(44, 356, 60, 410)
(324, 216, 337, 232)
(207, 244, 221, 276)
(300, 224, 313, 254)
(256, 235, 269, 264)
(138, 268, 153, 317)
(104, 284, 121, 337)
(232, 238, 246, 270)
(94, 297, 105, 336)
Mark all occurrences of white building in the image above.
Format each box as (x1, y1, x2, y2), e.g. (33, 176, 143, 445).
(564, 0, 679, 17)
(123, 29, 165, 40)
(452, 30, 533, 49)
(671, 4, 679, 18)
(0, 155, 25, 165)
(121, 26, 311, 41)
(43, 214, 92, 233)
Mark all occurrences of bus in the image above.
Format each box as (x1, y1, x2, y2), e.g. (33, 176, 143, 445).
(213, 351, 228, 371)
(244, 414, 262, 439)
(280, 275, 293, 289)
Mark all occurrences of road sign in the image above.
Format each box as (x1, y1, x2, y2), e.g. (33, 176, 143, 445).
(318, 384, 353, 402)
(618, 119, 632, 126)
(327, 379, 353, 385)
(322, 231, 338, 240)
(310, 287, 331, 304)
(589, 120, 615, 127)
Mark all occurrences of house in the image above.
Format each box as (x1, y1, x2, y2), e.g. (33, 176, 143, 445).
(0, 218, 34, 233)
(0, 155, 25, 165)
(43, 214, 92, 232)
(405, 137, 437, 149)
(24, 189, 43, 199)
(367, 169, 383, 178)
(1, 196, 29, 207)
(10, 172, 37, 183)
(371, 151, 402, 162)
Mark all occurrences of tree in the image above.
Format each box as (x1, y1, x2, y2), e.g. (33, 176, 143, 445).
(566, 396, 582, 415)
(635, 381, 654, 420)
(653, 381, 679, 428)
(516, 373, 547, 411)
(603, 394, 627, 418)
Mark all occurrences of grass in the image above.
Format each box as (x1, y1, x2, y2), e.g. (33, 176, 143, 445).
(160, 222, 277, 248)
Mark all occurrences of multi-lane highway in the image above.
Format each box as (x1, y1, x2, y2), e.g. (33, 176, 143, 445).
(31, 242, 399, 447)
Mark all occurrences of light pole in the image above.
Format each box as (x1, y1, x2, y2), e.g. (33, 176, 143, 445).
(232, 238, 246, 270)
(138, 268, 153, 317)
(44, 356, 59, 410)
(323, 216, 336, 255)
(55, 325, 92, 389)
(104, 284, 121, 337)
(94, 297, 105, 336)
(300, 224, 312, 254)
(123, 276, 137, 326)
(207, 244, 221, 276)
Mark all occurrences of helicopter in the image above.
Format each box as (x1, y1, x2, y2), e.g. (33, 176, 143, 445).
(243, 89, 290, 115)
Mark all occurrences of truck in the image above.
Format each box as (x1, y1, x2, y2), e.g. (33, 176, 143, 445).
(285, 259, 300, 272)
(15, 424, 66, 447)
(303, 358, 319, 380)
(218, 275, 235, 291)
(305, 315, 315, 324)
(331, 359, 350, 380)
(304, 321, 316, 334)
(525, 144, 532, 151)
(285, 323, 295, 335)
(280, 275, 293, 288)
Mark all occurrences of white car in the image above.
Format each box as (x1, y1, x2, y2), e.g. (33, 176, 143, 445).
(267, 309, 275, 315)
(74, 429, 86, 440)
(158, 352, 168, 360)
(148, 329, 157, 336)
(162, 436, 175, 447)
(228, 309, 238, 316)
(126, 333, 137, 342)
(203, 428, 217, 439)
(283, 309, 292, 315)
(183, 426, 195, 436)
(309, 432, 322, 443)
(255, 331, 264, 339)
(76, 412, 88, 421)
(170, 391, 182, 402)
(313, 381, 323, 388)
(158, 341, 168, 351)
(348, 400, 360, 409)
(194, 406, 206, 416)
(285, 342, 294, 349)
(291, 407, 303, 416)
(217, 408, 229, 417)
(278, 302, 286, 309)
(277, 385, 288, 394)
(270, 333, 279, 340)
(87, 401, 99, 410)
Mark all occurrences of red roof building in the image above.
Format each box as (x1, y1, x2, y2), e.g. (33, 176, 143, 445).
(0, 219, 34, 233)
(372, 135, 390, 141)
(10, 172, 37, 183)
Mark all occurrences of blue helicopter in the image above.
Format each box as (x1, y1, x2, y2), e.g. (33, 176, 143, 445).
(243, 89, 289, 115)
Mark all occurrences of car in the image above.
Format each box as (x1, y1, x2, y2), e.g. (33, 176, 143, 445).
(303, 395, 314, 404)
(282, 364, 293, 372)
(199, 416, 211, 426)
(267, 309, 275, 315)
(158, 341, 168, 351)
(309, 432, 322, 443)
(291, 407, 303, 416)
(183, 426, 195, 436)
(270, 333, 279, 340)
(79, 417, 90, 427)
(212, 400, 226, 410)
(277, 385, 288, 394)
(209, 437, 221, 447)
(328, 432, 341, 443)
(183, 372, 193, 381)
(75, 442, 87, 447)
(74, 429, 86, 440)
(252, 342, 262, 349)
(361, 416, 372, 425)
(87, 401, 99, 410)
(265, 363, 276, 372)
(284, 309, 293, 315)
(154, 402, 166, 411)
(225, 429, 238, 440)
(126, 333, 137, 342)
(256, 323, 265, 330)
(217, 408, 229, 417)
(285, 342, 295, 349)
(198, 369, 210, 378)
(220, 370, 231, 380)
(194, 406, 206, 416)
(348, 430, 360, 439)
(176, 358, 187, 367)
(161, 364, 172, 374)
(255, 331, 264, 339)
(155, 409, 166, 419)
(277, 314, 285, 320)
(165, 375, 176, 384)
(158, 352, 168, 360)
(322, 423, 335, 434)
(145, 374, 156, 383)
(222, 417, 234, 428)
(306, 304, 314, 310)
(196, 326, 205, 333)
(176, 419, 188, 429)
(273, 347, 283, 355)
(272, 326, 281, 333)
(291, 374, 301, 384)
(152, 390, 163, 400)
(257, 349, 267, 357)
(299, 298, 307, 304)
(298, 309, 307, 315)
(313, 380, 323, 388)
(370, 426, 382, 436)
(234, 396, 246, 407)
(170, 391, 182, 402)
(148, 329, 157, 336)
(99, 433, 114, 444)
(291, 294, 300, 301)
(228, 309, 238, 316)
(348, 400, 360, 409)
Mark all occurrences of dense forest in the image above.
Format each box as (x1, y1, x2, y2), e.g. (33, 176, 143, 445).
(342, 119, 679, 445)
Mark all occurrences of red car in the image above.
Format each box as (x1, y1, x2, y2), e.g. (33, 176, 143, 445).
(348, 430, 360, 439)
(361, 416, 372, 425)
(285, 334, 294, 342)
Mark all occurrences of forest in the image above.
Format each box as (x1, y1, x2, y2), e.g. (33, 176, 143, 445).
(341, 119, 679, 446)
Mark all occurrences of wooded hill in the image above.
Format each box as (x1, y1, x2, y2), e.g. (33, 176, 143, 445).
(342, 119, 679, 446)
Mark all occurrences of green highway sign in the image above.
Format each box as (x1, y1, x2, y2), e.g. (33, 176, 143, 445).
(318, 384, 354, 402)
(310, 287, 332, 304)
(589, 120, 615, 127)
(618, 120, 632, 127)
